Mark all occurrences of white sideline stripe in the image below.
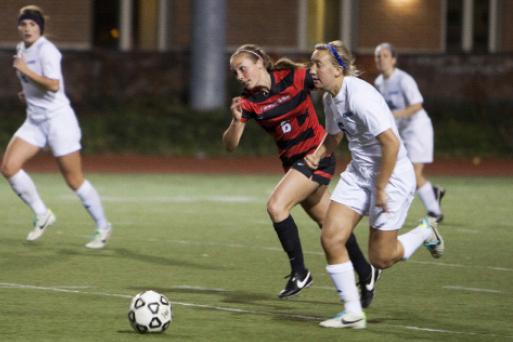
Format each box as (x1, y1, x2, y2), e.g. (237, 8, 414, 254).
(410, 260, 513, 272)
(443, 285, 502, 293)
(172, 285, 229, 292)
(0, 282, 317, 320)
(61, 195, 261, 204)
(0, 282, 509, 338)
(405, 326, 473, 334)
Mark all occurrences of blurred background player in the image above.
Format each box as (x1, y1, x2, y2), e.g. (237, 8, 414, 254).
(223, 44, 380, 305)
(374, 42, 445, 223)
(306, 40, 444, 329)
(1, 5, 111, 249)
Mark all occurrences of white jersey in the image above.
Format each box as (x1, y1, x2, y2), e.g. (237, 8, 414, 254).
(324, 76, 410, 177)
(374, 68, 430, 130)
(16, 36, 70, 121)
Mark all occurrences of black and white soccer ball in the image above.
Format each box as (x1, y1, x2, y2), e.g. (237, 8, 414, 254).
(128, 290, 172, 333)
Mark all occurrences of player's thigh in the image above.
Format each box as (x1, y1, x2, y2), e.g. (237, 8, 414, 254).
(322, 200, 361, 248)
(268, 168, 319, 211)
(300, 184, 330, 227)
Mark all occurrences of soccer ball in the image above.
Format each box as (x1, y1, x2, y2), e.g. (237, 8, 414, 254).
(128, 290, 172, 333)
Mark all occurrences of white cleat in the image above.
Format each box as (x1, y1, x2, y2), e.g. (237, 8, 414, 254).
(319, 311, 366, 329)
(423, 216, 444, 258)
(27, 209, 56, 241)
(85, 224, 112, 249)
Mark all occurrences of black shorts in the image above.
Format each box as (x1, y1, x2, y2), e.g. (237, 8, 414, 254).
(290, 153, 336, 185)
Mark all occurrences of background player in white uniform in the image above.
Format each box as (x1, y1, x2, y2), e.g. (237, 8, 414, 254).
(374, 43, 445, 223)
(305, 41, 444, 329)
(1, 5, 111, 249)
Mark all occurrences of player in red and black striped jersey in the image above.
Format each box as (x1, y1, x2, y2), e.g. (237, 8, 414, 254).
(223, 44, 377, 305)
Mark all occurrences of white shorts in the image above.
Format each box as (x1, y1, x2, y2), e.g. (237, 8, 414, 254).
(330, 162, 416, 231)
(398, 111, 434, 164)
(14, 106, 82, 157)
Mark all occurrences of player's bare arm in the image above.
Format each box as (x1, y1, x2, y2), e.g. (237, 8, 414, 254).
(12, 54, 59, 92)
(375, 129, 400, 211)
(304, 132, 343, 169)
(222, 96, 246, 151)
(393, 103, 422, 119)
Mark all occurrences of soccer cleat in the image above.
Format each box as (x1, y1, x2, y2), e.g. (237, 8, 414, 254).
(422, 217, 444, 258)
(26, 209, 56, 241)
(278, 270, 313, 299)
(85, 224, 112, 249)
(319, 311, 366, 329)
(359, 265, 383, 308)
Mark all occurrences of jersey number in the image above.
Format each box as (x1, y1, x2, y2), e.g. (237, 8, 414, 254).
(280, 121, 292, 134)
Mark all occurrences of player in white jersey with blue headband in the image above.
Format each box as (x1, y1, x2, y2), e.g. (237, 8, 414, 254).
(305, 40, 444, 329)
(1, 5, 111, 249)
(374, 42, 445, 223)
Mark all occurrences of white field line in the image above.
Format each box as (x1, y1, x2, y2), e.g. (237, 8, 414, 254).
(61, 195, 262, 204)
(443, 285, 502, 293)
(7, 219, 512, 273)
(171, 285, 229, 292)
(0, 282, 511, 338)
(409, 260, 513, 272)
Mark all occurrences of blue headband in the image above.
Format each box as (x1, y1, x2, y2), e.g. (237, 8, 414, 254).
(327, 43, 347, 69)
(17, 11, 45, 34)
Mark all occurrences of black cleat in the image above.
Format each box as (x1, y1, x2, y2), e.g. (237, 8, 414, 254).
(278, 270, 313, 299)
(359, 265, 382, 308)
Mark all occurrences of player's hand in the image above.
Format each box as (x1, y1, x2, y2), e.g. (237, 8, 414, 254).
(375, 188, 388, 212)
(230, 97, 243, 122)
(304, 153, 320, 170)
(13, 54, 29, 74)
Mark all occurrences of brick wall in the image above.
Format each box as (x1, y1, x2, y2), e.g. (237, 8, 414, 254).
(500, 0, 513, 52)
(0, 0, 91, 49)
(357, 0, 443, 53)
(226, 0, 297, 48)
(170, 0, 298, 50)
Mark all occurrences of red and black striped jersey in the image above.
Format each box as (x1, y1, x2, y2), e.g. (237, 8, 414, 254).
(240, 67, 326, 168)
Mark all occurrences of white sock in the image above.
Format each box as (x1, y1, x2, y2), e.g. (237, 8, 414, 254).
(398, 224, 432, 259)
(8, 170, 47, 216)
(75, 180, 109, 230)
(326, 262, 362, 314)
(417, 182, 441, 215)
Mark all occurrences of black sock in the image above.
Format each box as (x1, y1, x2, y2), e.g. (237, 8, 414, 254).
(346, 233, 371, 281)
(273, 215, 307, 275)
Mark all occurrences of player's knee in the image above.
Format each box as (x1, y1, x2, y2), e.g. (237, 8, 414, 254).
(64, 174, 84, 191)
(369, 255, 394, 269)
(266, 198, 287, 221)
(1, 162, 19, 178)
(320, 227, 343, 251)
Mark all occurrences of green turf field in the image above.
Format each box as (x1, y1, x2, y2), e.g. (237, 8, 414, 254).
(1, 173, 512, 341)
